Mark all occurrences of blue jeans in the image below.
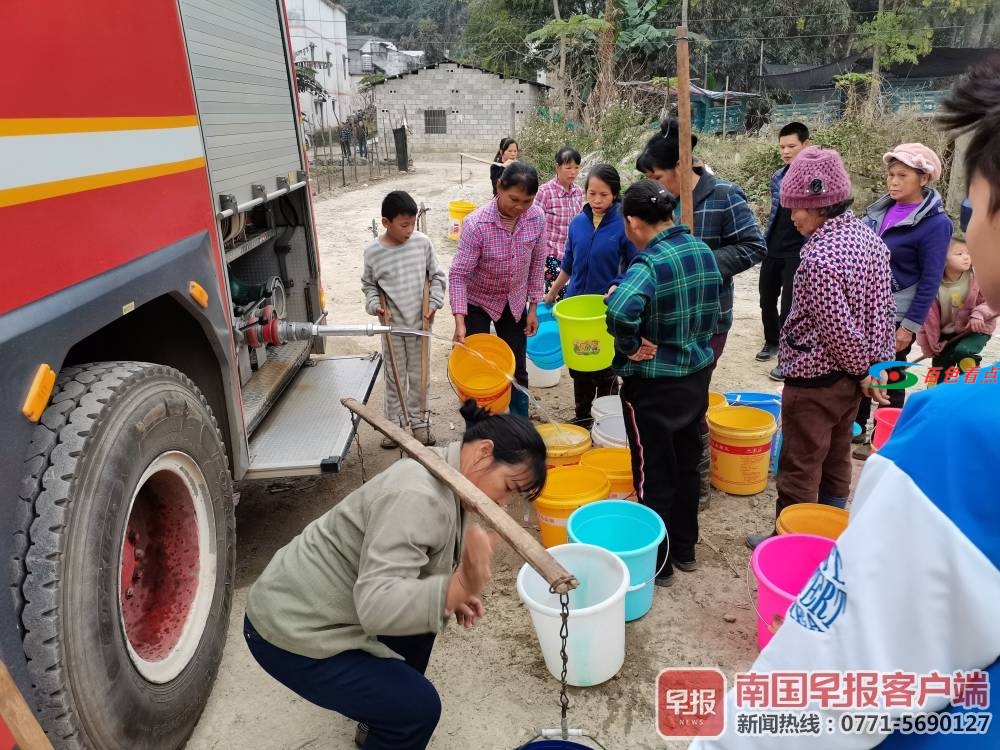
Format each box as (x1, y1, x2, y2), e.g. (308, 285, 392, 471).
(243, 615, 440, 749)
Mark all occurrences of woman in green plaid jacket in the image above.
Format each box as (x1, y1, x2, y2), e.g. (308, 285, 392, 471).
(606, 180, 722, 586)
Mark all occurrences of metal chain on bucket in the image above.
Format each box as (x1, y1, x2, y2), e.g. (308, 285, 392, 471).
(554, 588, 571, 739)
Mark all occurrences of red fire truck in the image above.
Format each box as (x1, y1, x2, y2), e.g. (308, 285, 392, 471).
(1, 2, 383, 747)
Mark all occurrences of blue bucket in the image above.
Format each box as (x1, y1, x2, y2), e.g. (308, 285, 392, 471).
(567, 500, 665, 622)
(528, 319, 564, 369)
(536, 302, 556, 324)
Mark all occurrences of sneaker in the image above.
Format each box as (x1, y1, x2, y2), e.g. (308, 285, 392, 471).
(654, 573, 675, 588)
(851, 428, 869, 445)
(768, 366, 784, 382)
(852, 443, 872, 461)
(380, 436, 398, 450)
(355, 723, 369, 748)
(746, 531, 774, 549)
(755, 344, 779, 362)
(672, 558, 699, 573)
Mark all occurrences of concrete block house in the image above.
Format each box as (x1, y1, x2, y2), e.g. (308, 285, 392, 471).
(371, 61, 548, 153)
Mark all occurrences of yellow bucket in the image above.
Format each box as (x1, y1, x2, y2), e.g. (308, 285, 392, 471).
(447, 334, 514, 414)
(777, 504, 849, 540)
(580, 447, 635, 499)
(707, 406, 777, 495)
(535, 465, 611, 547)
(708, 391, 729, 413)
(536, 424, 592, 467)
(447, 200, 477, 241)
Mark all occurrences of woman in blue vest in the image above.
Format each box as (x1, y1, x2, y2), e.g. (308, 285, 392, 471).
(544, 164, 639, 426)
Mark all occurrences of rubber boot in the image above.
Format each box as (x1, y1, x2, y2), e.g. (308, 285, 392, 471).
(698, 430, 711, 512)
(819, 495, 848, 509)
(509, 386, 530, 418)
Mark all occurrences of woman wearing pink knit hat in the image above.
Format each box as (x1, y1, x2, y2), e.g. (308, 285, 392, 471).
(747, 146, 896, 548)
(853, 142, 953, 452)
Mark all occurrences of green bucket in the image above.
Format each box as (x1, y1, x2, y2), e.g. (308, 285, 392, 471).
(553, 294, 616, 371)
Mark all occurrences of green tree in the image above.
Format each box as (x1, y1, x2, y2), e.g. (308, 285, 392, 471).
(463, 0, 550, 78)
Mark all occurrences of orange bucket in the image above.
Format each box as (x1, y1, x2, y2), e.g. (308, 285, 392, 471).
(447, 334, 514, 414)
(580, 448, 635, 499)
(776, 503, 849, 540)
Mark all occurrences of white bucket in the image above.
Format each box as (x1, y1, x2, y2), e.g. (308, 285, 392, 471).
(526, 359, 561, 388)
(590, 395, 623, 421)
(516, 543, 628, 687)
(592, 413, 628, 449)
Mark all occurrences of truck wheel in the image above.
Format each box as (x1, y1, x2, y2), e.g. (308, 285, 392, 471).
(18, 362, 235, 750)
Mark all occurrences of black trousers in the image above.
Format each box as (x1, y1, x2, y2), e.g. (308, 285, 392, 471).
(759, 255, 801, 347)
(245, 615, 439, 749)
(465, 303, 529, 416)
(570, 367, 617, 425)
(620, 367, 711, 577)
(856, 323, 911, 430)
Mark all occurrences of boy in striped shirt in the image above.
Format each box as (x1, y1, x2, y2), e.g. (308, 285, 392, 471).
(362, 191, 447, 447)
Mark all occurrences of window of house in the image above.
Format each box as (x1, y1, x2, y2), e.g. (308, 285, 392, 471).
(361, 53, 373, 73)
(424, 109, 447, 135)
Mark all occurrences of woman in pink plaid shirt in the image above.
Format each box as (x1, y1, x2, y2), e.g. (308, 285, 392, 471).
(534, 146, 584, 299)
(450, 163, 548, 417)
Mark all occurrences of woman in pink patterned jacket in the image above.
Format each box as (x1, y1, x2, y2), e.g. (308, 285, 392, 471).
(747, 147, 896, 548)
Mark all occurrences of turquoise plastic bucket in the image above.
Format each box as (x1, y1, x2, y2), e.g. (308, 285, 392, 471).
(527, 319, 564, 369)
(567, 500, 665, 621)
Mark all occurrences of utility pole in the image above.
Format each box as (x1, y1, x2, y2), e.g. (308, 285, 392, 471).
(552, 0, 567, 112)
(759, 40, 765, 77)
(676, 0, 694, 228)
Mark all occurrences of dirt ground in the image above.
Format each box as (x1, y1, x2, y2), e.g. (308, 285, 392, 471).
(187, 159, 999, 750)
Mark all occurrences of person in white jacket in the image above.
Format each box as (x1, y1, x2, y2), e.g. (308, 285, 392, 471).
(689, 58, 1000, 749)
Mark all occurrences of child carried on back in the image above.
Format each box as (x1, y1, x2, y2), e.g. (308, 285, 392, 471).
(917, 235, 996, 374)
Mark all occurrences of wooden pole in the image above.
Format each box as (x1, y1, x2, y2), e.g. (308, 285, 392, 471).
(0, 662, 54, 750)
(419, 276, 432, 442)
(676, 14, 695, 228)
(342, 398, 580, 594)
(721, 75, 730, 139)
(378, 290, 412, 430)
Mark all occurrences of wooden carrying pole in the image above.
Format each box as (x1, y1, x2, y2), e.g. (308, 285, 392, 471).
(419, 276, 432, 441)
(377, 290, 412, 430)
(676, 14, 695, 228)
(342, 398, 580, 594)
(0, 662, 54, 750)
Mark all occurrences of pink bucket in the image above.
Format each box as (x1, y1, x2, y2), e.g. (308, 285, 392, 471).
(871, 407, 902, 451)
(751, 533, 836, 650)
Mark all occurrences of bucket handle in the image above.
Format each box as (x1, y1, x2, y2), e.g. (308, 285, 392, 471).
(745, 559, 785, 637)
(626, 533, 670, 593)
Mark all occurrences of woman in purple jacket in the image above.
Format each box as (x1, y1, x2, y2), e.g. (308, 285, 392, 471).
(854, 143, 953, 450)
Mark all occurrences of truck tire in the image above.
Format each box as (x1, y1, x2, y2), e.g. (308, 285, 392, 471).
(18, 362, 235, 750)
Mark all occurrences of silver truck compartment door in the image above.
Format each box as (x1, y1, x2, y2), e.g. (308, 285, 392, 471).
(245, 353, 381, 479)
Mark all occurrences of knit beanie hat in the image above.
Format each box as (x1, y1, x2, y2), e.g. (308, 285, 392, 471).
(882, 143, 943, 182)
(780, 146, 852, 209)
